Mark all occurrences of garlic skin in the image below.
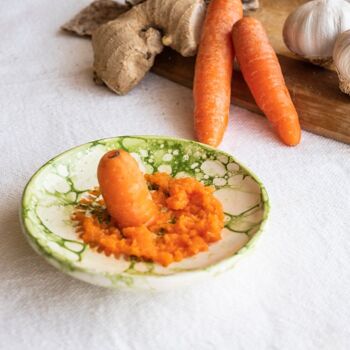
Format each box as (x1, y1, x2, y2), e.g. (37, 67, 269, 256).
(333, 29, 350, 95)
(283, 0, 350, 67)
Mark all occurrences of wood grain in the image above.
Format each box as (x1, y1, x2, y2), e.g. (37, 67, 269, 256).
(249, 0, 306, 59)
(152, 0, 350, 144)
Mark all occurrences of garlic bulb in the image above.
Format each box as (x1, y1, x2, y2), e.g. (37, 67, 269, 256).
(283, 0, 350, 67)
(333, 29, 350, 95)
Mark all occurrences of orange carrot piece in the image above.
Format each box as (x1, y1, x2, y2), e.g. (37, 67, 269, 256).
(97, 150, 157, 228)
(232, 17, 301, 146)
(193, 0, 243, 147)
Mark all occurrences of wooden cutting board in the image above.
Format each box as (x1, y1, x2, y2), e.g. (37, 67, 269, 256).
(152, 0, 350, 144)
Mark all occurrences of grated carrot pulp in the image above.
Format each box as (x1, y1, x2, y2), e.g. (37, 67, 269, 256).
(72, 173, 224, 267)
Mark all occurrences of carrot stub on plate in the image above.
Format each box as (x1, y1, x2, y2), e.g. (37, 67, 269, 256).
(97, 149, 157, 228)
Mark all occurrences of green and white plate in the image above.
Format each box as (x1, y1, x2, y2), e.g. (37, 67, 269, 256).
(21, 136, 269, 290)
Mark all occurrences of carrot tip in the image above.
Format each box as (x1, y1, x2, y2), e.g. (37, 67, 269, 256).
(108, 150, 120, 158)
(277, 122, 301, 146)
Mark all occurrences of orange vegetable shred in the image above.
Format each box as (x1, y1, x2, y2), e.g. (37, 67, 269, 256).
(72, 173, 224, 267)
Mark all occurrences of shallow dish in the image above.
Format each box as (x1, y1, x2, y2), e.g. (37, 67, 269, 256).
(21, 136, 269, 290)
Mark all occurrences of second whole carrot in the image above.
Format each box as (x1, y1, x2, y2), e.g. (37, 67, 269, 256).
(193, 0, 243, 147)
(232, 17, 301, 146)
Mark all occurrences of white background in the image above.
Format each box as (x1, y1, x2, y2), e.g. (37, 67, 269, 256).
(1, 1, 350, 349)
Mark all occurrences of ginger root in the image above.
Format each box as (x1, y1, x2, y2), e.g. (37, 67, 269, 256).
(92, 0, 206, 95)
(62, 0, 130, 37)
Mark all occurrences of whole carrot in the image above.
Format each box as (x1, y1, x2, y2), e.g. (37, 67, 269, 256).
(193, 0, 243, 147)
(232, 17, 301, 146)
(97, 150, 157, 228)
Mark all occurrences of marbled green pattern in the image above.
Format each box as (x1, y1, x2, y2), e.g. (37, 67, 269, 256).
(21, 136, 270, 290)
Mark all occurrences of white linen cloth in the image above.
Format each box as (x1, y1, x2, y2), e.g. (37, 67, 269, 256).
(1, 1, 350, 349)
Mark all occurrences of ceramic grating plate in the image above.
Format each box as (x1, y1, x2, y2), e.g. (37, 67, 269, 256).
(21, 136, 270, 290)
